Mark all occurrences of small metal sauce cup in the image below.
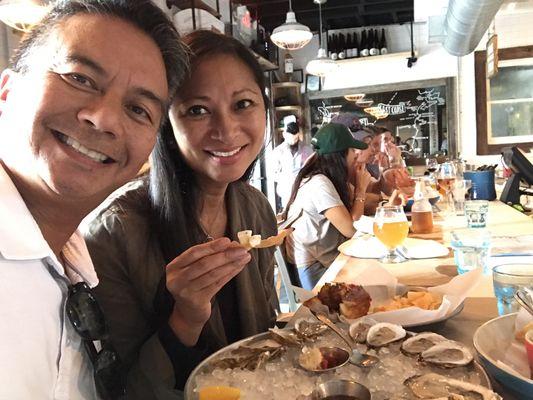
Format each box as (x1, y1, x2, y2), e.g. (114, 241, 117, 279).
(315, 379, 371, 400)
(299, 346, 350, 372)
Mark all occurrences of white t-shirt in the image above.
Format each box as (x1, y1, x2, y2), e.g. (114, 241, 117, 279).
(285, 174, 346, 268)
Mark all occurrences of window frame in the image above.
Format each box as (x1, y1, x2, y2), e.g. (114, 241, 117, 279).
(475, 45, 533, 155)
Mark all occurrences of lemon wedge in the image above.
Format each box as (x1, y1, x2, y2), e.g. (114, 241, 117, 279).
(198, 386, 241, 400)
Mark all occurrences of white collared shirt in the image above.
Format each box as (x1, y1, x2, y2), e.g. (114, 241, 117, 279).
(272, 141, 313, 208)
(0, 165, 99, 400)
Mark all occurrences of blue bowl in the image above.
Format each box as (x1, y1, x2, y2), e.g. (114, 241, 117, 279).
(473, 313, 533, 399)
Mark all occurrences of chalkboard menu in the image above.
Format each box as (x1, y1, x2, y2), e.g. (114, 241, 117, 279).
(307, 80, 453, 158)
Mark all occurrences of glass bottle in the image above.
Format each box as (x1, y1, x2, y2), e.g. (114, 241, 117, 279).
(411, 179, 434, 234)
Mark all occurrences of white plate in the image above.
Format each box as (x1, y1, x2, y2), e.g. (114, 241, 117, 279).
(473, 313, 533, 399)
(338, 237, 449, 259)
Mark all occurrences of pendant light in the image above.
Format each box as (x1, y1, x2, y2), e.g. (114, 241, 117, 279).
(0, 0, 49, 32)
(271, 0, 312, 50)
(306, 0, 337, 77)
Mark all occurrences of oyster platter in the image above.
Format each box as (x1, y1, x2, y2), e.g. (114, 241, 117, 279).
(185, 284, 502, 400)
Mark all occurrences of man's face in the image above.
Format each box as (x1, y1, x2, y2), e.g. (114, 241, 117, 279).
(0, 14, 168, 204)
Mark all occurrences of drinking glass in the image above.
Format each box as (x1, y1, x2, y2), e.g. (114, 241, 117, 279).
(437, 162, 457, 210)
(426, 158, 438, 174)
(465, 200, 489, 228)
(450, 229, 491, 275)
(452, 179, 471, 215)
(373, 205, 409, 263)
(492, 264, 533, 315)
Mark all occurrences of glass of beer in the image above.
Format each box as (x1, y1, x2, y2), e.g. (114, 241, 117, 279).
(373, 205, 409, 263)
(437, 162, 457, 209)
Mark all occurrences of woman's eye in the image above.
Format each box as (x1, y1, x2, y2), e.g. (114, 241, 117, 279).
(187, 105, 208, 116)
(236, 99, 253, 110)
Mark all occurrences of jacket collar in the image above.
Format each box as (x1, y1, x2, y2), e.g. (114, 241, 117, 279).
(0, 164, 98, 287)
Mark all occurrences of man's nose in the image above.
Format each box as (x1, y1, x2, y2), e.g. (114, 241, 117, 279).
(77, 92, 123, 138)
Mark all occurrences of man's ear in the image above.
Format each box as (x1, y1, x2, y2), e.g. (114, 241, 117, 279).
(0, 69, 16, 116)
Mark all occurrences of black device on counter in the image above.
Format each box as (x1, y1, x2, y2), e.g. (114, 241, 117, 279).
(500, 146, 533, 206)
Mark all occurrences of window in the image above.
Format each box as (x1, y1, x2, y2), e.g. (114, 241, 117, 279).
(475, 46, 533, 155)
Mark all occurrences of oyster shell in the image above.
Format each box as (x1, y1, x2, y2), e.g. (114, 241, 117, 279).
(405, 373, 503, 400)
(401, 332, 447, 356)
(420, 340, 473, 368)
(268, 328, 302, 346)
(366, 322, 406, 347)
(348, 317, 378, 343)
(294, 318, 327, 339)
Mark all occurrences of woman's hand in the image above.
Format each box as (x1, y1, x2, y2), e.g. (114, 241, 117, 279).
(166, 238, 251, 345)
(352, 162, 372, 197)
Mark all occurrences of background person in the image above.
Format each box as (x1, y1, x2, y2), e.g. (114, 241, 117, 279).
(272, 120, 313, 211)
(282, 123, 371, 289)
(0, 1, 186, 399)
(85, 31, 277, 397)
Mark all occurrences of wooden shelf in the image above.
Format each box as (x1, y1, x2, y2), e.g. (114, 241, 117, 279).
(275, 106, 302, 112)
(250, 50, 278, 72)
(168, 0, 221, 18)
(272, 82, 301, 89)
(336, 51, 416, 65)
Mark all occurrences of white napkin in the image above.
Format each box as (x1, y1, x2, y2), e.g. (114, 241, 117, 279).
(353, 215, 375, 235)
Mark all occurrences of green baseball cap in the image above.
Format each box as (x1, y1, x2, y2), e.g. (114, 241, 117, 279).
(311, 123, 368, 155)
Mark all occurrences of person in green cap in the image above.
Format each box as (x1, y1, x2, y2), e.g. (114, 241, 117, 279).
(280, 123, 372, 289)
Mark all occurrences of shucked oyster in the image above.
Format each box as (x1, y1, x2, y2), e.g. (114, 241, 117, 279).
(401, 332, 447, 356)
(366, 322, 406, 347)
(294, 318, 327, 339)
(405, 373, 503, 400)
(349, 317, 378, 343)
(420, 340, 473, 368)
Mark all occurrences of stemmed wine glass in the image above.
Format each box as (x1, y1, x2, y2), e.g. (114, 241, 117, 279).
(373, 205, 410, 263)
(437, 162, 457, 209)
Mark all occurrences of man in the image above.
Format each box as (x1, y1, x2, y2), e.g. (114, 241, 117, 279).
(0, 1, 187, 399)
(272, 121, 313, 210)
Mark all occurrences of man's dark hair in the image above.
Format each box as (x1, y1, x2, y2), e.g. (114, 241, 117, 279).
(286, 121, 299, 134)
(149, 30, 270, 264)
(9, 0, 187, 101)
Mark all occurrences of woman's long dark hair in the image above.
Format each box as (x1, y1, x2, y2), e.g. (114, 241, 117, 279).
(281, 150, 352, 222)
(149, 30, 269, 263)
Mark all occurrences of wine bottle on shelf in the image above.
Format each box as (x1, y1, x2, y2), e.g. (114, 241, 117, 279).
(360, 30, 369, 57)
(352, 31, 359, 58)
(369, 29, 379, 56)
(346, 33, 352, 58)
(330, 34, 338, 60)
(327, 34, 332, 59)
(338, 33, 346, 59)
(380, 28, 388, 55)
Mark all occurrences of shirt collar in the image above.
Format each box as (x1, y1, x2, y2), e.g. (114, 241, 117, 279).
(0, 164, 98, 287)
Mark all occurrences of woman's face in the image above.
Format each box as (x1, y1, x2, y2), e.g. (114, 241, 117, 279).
(169, 54, 266, 186)
(345, 148, 358, 170)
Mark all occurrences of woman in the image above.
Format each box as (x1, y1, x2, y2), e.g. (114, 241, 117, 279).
(282, 123, 372, 289)
(84, 31, 277, 398)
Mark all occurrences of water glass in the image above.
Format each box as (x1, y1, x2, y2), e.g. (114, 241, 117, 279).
(452, 179, 471, 216)
(450, 229, 491, 275)
(492, 264, 533, 315)
(465, 200, 489, 228)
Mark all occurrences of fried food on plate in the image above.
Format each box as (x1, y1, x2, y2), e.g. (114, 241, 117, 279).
(373, 291, 442, 312)
(304, 283, 371, 319)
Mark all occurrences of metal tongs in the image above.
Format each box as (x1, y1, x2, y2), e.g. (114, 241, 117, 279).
(514, 288, 533, 317)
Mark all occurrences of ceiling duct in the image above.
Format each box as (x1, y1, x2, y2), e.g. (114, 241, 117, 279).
(443, 0, 505, 56)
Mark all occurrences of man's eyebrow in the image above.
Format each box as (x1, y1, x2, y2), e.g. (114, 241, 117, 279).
(134, 87, 167, 114)
(63, 54, 106, 76)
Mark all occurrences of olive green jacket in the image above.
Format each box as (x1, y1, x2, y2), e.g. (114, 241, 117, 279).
(84, 180, 277, 399)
